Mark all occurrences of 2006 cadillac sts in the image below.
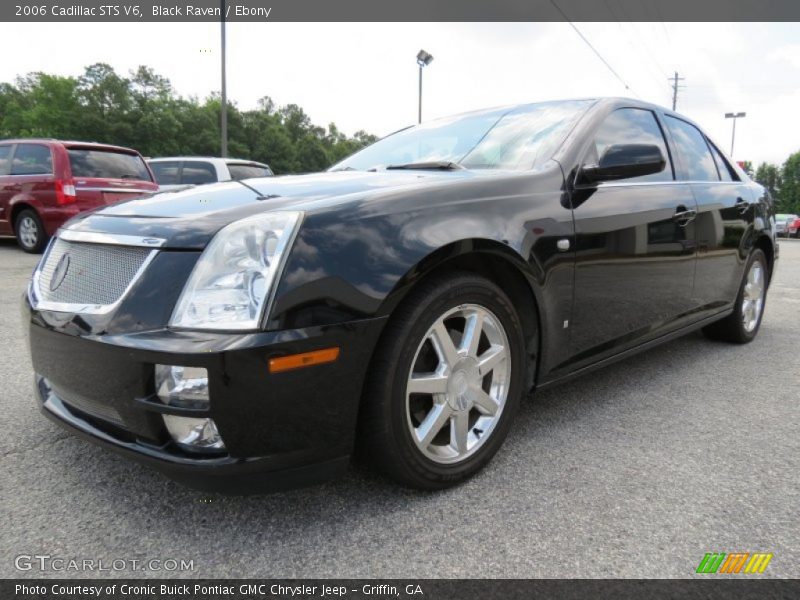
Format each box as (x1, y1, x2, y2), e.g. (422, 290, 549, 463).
(25, 98, 777, 492)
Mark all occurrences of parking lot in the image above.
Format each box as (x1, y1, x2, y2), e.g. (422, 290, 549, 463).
(0, 237, 798, 579)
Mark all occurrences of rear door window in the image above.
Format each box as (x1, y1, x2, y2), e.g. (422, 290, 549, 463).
(227, 163, 272, 180)
(68, 149, 152, 181)
(0, 145, 11, 175)
(707, 141, 738, 181)
(664, 117, 719, 181)
(11, 144, 53, 175)
(149, 161, 181, 185)
(180, 161, 217, 185)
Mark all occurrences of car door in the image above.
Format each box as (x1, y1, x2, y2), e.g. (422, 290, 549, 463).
(8, 142, 55, 215)
(664, 115, 755, 312)
(0, 144, 14, 235)
(568, 107, 699, 366)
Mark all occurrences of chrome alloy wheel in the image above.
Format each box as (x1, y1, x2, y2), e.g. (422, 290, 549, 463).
(405, 304, 511, 464)
(18, 216, 38, 249)
(742, 261, 765, 333)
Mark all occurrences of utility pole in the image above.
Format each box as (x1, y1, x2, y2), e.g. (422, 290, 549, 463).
(220, 0, 228, 157)
(669, 71, 685, 111)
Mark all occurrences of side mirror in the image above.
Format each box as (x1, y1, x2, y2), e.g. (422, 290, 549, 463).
(580, 143, 666, 184)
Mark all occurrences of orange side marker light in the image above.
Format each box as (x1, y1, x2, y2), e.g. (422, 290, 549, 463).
(268, 347, 340, 373)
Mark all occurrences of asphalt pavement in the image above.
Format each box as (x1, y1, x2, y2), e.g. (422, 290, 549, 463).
(1, 237, 798, 579)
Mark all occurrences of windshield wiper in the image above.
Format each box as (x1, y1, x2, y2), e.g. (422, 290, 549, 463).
(384, 161, 464, 171)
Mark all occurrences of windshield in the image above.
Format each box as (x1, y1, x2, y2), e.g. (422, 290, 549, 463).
(331, 100, 593, 172)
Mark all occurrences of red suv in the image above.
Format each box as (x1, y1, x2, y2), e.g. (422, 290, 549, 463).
(788, 216, 800, 238)
(0, 140, 158, 252)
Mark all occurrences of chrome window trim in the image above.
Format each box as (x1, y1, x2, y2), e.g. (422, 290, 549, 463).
(595, 180, 746, 189)
(58, 230, 166, 248)
(28, 237, 160, 316)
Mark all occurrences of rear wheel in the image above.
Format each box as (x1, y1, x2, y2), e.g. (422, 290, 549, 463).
(359, 272, 528, 489)
(702, 249, 768, 343)
(15, 209, 48, 254)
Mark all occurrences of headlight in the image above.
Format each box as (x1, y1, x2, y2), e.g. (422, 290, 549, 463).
(170, 211, 302, 330)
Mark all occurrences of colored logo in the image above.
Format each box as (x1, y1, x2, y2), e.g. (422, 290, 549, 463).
(696, 552, 773, 574)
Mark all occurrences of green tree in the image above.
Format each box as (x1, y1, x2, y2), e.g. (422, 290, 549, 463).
(780, 151, 800, 214)
(0, 64, 376, 174)
(754, 162, 782, 203)
(3, 73, 82, 139)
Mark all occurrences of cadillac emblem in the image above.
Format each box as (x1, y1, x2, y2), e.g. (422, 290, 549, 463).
(50, 254, 71, 292)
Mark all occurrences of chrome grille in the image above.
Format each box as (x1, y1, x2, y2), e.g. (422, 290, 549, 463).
(36, 238, 152, 307)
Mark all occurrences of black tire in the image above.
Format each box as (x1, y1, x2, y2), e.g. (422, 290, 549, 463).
(14, 209, 48, 253)
(358, 271, 528, 490)
(702, 249, 768, 344)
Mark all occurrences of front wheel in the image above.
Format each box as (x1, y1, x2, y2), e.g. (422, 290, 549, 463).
(702, 249, 768, 343)
(358, 272, 528, 489)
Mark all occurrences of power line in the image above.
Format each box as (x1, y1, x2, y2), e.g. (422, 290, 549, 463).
(603, 2, 674, 102)
(608, 1, 669, 80)
(550, 0, 638, 97)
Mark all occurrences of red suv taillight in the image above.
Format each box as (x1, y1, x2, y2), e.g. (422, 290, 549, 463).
(55, 180, 76, 206)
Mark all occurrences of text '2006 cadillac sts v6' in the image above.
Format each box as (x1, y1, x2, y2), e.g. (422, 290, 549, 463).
(25, 98, 777, 493)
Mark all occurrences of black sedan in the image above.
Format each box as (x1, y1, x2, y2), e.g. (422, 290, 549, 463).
(25, 98, 777, 492)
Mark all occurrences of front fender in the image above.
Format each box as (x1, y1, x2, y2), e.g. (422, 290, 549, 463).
(266, 167, 575, 378)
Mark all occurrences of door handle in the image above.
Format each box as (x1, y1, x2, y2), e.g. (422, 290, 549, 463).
(734, 197, 750, 213)
(673, 207, 696, 225)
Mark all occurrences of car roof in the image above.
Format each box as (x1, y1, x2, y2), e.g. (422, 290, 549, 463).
(438, 97, 688, 123)
(0, 139, 141, 154)
(147, 156, 269, 166)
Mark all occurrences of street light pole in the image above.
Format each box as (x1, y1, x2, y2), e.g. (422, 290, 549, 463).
(220, 0, 228, 157)
(416, 50, 433, 124)
(418, 64, 422, 124)
(724, 111, 746, 157)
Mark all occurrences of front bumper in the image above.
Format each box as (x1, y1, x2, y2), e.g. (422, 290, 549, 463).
(28, 308, 387, 494)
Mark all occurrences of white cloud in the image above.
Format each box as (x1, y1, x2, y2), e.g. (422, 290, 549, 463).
(769, 44, 800, 69)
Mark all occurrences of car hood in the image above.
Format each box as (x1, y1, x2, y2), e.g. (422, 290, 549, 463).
(61, 170, 485, 249)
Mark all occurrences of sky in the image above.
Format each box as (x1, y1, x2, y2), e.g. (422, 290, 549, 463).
(1, 21, 799, 166)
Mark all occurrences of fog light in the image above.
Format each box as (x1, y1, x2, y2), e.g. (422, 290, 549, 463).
(163, 415, 226, 452)
(155, 365, 209, 409)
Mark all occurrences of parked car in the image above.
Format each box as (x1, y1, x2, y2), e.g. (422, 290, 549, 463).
(25, 98, 776, 493)
(786, 215, 800, 238)
(775, 213, 799, 237)
(0, 140, 157, 252)
(148, 157, 273, 190)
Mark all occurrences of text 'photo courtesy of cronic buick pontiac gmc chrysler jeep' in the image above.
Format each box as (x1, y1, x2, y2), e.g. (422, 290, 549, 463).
(25, 98, 777, 493)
